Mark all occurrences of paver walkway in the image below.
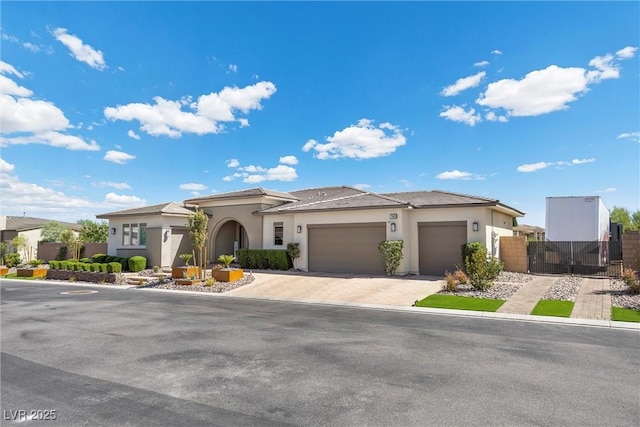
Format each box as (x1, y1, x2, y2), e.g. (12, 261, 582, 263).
(497, 276, 556, 315)
(571, 277, 611, 321)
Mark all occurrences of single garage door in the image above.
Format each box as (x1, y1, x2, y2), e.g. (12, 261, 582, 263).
(418, 221, 467, 276)
(308, 223, 386, 275)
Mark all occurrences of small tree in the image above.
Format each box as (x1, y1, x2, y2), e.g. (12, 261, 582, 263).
(287, 242, 300, 269)
(78, 220, 109, 243)
(378, 240, 403, 276)
(40, 221, 68, 242)
(187, 208, 209, 278)
(11, 235, 32, 263)
(61, 228, 82, 260)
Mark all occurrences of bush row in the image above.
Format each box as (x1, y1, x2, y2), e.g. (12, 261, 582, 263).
(236, 249, 291, 270)
(47, 256, 147, 273)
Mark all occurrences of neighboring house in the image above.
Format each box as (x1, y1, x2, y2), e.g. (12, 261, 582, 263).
(513, 224, 545, 241)
(97, 186, 524, 276)
(0, 215, 82, 261)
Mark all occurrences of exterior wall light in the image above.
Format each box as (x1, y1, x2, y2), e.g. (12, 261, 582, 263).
(297, 225, 302, 233)
(390, 222, 396, 232)
(472, 222, 479, 232)
(111, 227, 116, 235)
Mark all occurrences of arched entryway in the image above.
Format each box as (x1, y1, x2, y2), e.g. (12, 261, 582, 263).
(211, 220, 249, 261)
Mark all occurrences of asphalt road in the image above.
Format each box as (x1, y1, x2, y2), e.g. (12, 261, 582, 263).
(1, 279, 638, 426)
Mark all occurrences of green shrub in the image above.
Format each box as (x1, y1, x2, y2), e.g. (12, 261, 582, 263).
(105, 256, 116, 262)
(90, 263, 102, 272)
(463, 244, 503, 291)
(60, 261, 69, 270)
(68, 258, 79, 263)
(128, 256, 147, 272)
(92, 254, 107, 263)
(72, 263, 82, 271)
(113, 257, 122, 263)
(378, 240, 404, 276)
(218, 254, 235, 268)
(55, 246, 68, 261)
(461, 242, 484, 271)
(79, 257, 91, 263)
(286, 242, 300, 266)
(119, 257, 129, 271)
(48, 260, 59, 270)
(4, 253, 21, 267)
(622, 268, 640, 294)
(81, 263, 92, 271)
(106, 262, 122, 273)
(236, 249, 291, 270)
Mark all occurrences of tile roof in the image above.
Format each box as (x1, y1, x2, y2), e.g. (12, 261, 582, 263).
(2, 216, 82, 232)
(381, 190, 498, 207)
(258, 186, 409, 213)
(184, 188, 297, 204)
(96, 202, 195, 218)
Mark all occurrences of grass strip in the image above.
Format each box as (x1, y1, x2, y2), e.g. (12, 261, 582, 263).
(3, 273, 40, 280)
(531, 300, 574, 317)
(415, 294, 505, 312)
(611, 307, 640, 323)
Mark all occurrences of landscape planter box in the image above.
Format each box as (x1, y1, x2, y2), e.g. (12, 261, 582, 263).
(0, 266, 8, 276)
(174, 279, 202, 286)
(172, 266, 201, 279)
(16, 267, 47, 278)
(211, 269, 243, 282)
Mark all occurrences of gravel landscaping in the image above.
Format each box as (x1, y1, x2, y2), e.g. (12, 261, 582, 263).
(610, 278, 640, 310)
(438, 271, 531, 300)
(542, 275, 583, 302)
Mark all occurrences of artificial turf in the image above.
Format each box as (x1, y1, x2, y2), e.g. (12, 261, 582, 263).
(415, 294, 505, 312)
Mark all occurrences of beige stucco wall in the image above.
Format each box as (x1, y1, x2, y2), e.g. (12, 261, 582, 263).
(499, 235, 528, 273)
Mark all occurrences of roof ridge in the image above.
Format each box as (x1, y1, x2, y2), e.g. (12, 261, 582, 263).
(275, 192, 368, 211)
(431, 189, 498, 203)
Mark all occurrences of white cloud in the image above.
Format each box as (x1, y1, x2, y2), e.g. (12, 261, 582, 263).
(441, 71, 486, 97)
(353, 183, 371, 190)
(571, 158, 595, 165)
(228, 64, 238, 73)
(226, 158, 240, 168)
(105, 192, 146, 205)
(485, 111, 508, 122)
(587, 53, 620, 81)
(492, 50, 503, 55)
(179, 183, 208, 191)
(0, 157, 15, 173)
(0, 61, 25, 78)
(302, 118, 406, 160)
(127, 129, 141, 140)
(477, 65, 590, 117)
(0, 63, 99, 151)
(96, 181, 131, 190)
(224, 159, 298, 183)
(517, 162, 553, 173)
(104, 150, 136, 164)
(596, 187, 617, 193)
(517, 158, 595, 172)
(222, 175, 234, 182)
(279, 155, 298, 165)
(474, 60, 489, 67)
(616, 46, 638, 59)
(105, 81, 276, 138)
(439, 105, 481, 126)
(617, 131, 640, 142)
(436, 170, 485, 180)
(52, 27, 106, 70)
(0, 130, 100, 151)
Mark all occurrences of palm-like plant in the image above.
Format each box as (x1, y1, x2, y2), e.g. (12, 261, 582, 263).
(218, 254, 235, 269)
(179, 253, 193, 266)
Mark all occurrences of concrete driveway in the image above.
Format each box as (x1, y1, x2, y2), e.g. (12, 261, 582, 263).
(227, 271, 444, 306)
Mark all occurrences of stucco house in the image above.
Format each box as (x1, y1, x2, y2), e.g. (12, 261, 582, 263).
(0, 215, 82, 261)
(97, 186, 524, 276)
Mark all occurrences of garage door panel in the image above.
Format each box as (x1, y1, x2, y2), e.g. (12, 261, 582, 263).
(308, 223, 386, 275)
(419, 221, 467, 276)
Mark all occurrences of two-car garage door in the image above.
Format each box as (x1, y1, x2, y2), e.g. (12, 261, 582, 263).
(308, 223, 386, 275)
(418, 221, 468, 276)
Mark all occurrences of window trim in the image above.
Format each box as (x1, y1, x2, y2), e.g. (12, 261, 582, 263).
(122, 223, 147, 247)
(274, 222, 284, 246)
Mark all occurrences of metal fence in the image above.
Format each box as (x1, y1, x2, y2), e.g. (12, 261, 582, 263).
(528, 241, 623, 277)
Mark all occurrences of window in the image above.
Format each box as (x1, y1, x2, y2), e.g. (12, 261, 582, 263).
(122, 223, 147, 246)
(274, 222, 283, 245)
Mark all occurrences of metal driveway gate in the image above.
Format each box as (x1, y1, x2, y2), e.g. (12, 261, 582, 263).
(527, 241, 623, 277)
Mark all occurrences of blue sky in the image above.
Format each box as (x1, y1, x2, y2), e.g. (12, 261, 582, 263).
(1, 1, 638, 227)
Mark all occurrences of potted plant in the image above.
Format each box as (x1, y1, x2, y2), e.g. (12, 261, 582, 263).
(17, 259, 48, 278)
(211, 254, 243, 282)
(172, 253, 200, 279)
